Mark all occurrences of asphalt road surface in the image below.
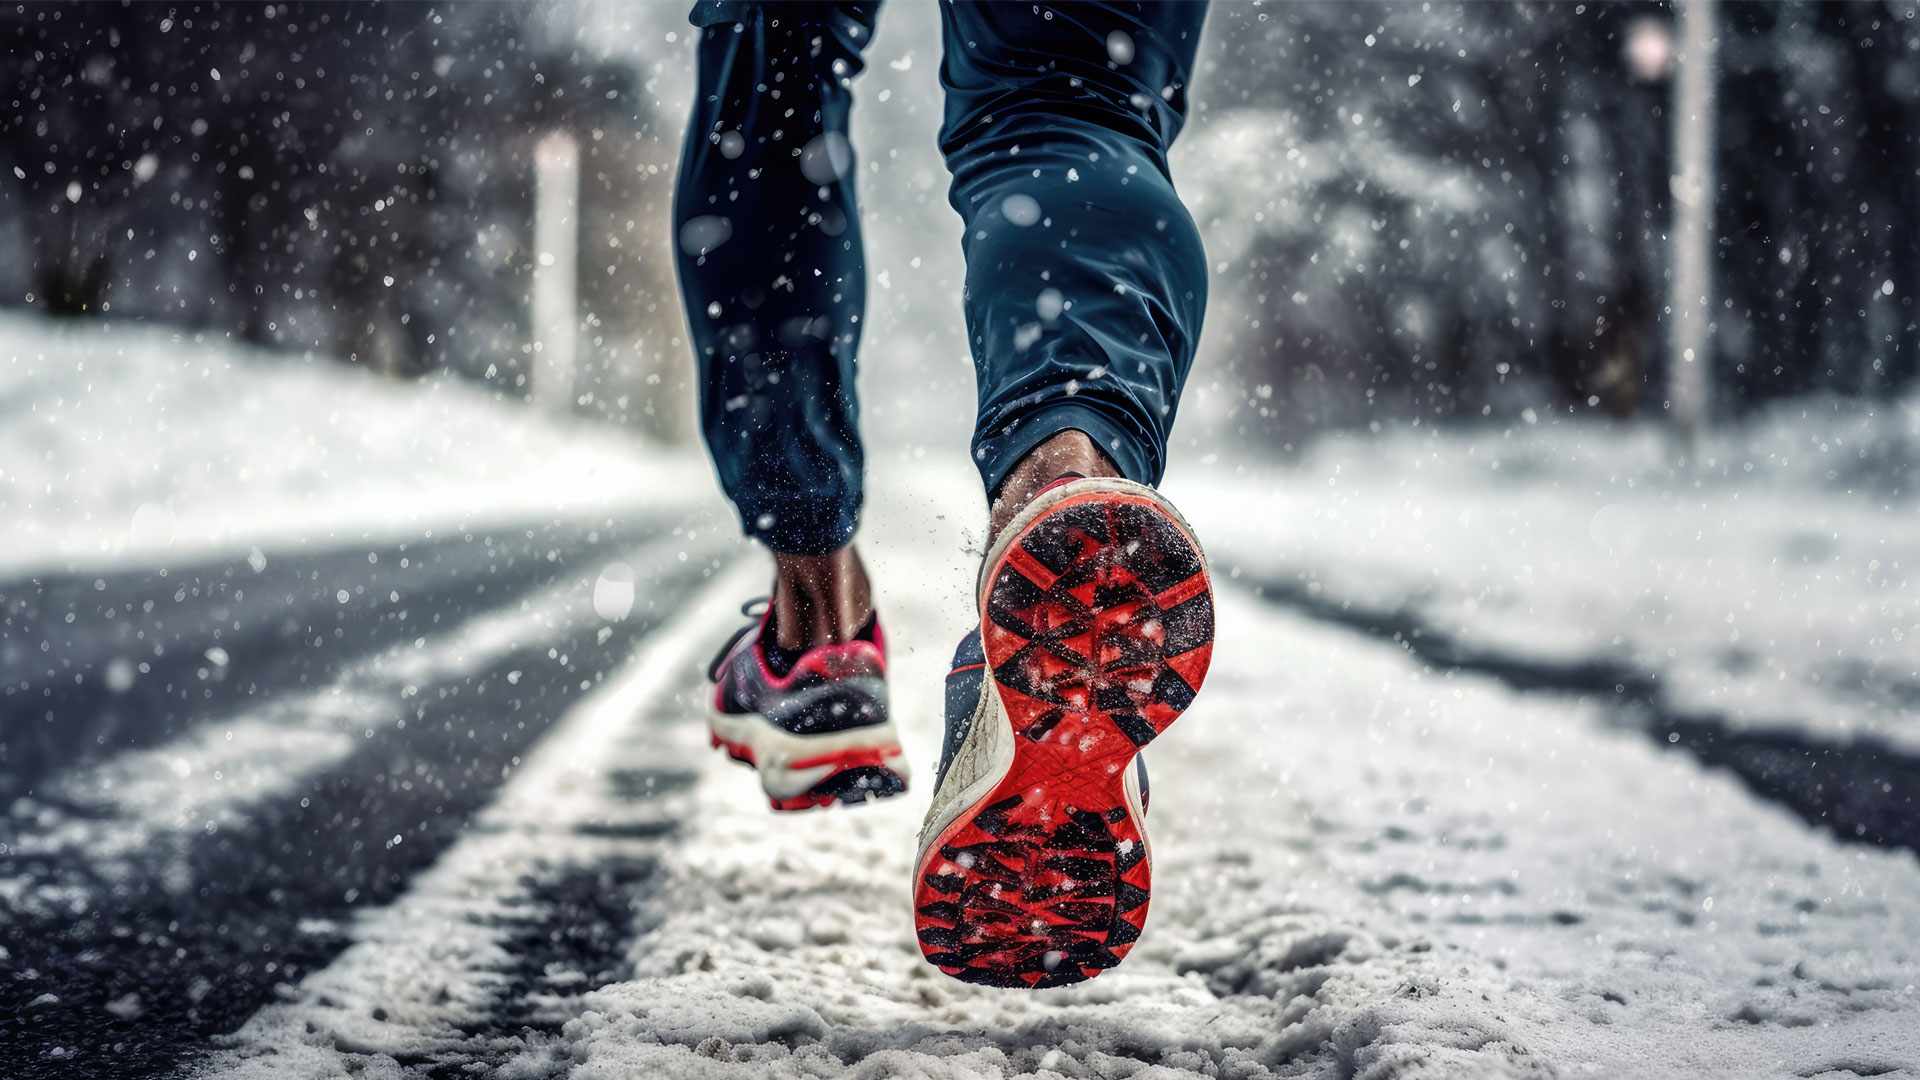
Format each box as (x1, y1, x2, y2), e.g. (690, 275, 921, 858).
(0, 517, 722, 1078)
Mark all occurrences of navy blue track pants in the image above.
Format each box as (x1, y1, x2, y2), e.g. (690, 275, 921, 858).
(676, 1, 1208, 555)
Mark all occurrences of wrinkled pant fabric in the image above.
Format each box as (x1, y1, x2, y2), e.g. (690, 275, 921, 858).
(676, 0, 1207, 555)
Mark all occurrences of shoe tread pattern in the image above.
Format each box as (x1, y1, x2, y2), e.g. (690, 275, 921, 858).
(914, 491, 1212, 987)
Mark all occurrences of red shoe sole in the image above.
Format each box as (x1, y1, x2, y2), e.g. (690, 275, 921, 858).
(913, 488, 1214, 988)
(710, 731, 909, 812)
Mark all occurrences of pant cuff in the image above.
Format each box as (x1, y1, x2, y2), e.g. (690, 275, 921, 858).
(740, 495, 860, 556)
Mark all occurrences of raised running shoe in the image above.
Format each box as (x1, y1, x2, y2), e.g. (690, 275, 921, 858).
(708, 600, 909, 811)
(911, 476, 1213, 987)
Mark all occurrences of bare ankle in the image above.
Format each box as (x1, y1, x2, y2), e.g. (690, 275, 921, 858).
(988, 430, 1121, 540)
(769, 545, 873, 650)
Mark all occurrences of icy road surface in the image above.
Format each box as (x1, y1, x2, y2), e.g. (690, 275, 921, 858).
(7, 457, 1919, 1079)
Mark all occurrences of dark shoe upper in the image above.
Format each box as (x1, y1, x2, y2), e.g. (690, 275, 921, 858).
(938, 628, 1145, 806)
(710, 604, 890, 735)
(936, 630, 988, 793)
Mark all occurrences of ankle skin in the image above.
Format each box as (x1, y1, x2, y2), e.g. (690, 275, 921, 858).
(769, 546, 872, 650)
(988, 429, 1123, 541)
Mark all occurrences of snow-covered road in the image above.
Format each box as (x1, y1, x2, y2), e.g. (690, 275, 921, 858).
(15, 465, 1914, 1079)
(5, 320, 1918, 1078)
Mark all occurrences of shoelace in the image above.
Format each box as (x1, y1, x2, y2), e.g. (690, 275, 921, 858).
(706, 597, 769, 683)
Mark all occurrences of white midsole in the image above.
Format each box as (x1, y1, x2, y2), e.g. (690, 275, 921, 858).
(710, 710, 908, 800)
(1122, 743, 1151, 871)
(914, 677, 1018, 867)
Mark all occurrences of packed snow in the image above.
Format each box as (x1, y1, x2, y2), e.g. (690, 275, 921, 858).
(1172, 395, 1919, 753)
(0, 313, 705, 576)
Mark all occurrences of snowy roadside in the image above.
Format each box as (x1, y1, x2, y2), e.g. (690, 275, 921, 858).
(8, 310, 1918, 1076)
(0, 315, 717, 576)
(1213, 589, 1920, 1077)
(1168, 397, 1920, 754)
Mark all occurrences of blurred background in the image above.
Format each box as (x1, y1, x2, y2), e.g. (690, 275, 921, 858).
(6, 2, 1920, 442)
(3, 3, 1918, 1079)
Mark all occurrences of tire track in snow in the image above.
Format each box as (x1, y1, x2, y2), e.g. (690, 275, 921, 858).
(186, 558, 758, 1080)
(0, 530, 729, 1078)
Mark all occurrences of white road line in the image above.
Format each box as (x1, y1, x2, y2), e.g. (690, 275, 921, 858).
(3, 533, 695, 916)
(190, 556, 758, 1080)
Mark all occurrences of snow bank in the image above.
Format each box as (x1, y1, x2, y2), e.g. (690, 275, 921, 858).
(0, 314, 702, 575)
(1167, 395, 1920, 751)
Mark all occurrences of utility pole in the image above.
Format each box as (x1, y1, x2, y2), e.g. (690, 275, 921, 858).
(532, 132, 580, 412)
(1668, 0, 1717, 448)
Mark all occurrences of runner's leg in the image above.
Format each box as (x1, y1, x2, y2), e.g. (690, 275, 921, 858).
(675, 1, 880, 558)
(683, 3, 908, 812)
(938, 1, 1209, 504)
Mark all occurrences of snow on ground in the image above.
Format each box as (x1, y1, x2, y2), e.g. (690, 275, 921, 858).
(1213, 587, 1920, 1077)
(1168, 397, 1920, 752)
(187, 457, 1920, 1078)
(478, 491, 1564, 1080)
(497, 465, 1919, 1079)
(9, 313, 1918, 1075)
(196, 559, 760, 1080)
(0, 314, 709, 576)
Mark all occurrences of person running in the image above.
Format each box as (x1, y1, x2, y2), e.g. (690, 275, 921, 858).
(680, 0, 1215, 988)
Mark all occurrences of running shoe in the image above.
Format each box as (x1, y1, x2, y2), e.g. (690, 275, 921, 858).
(911, 476, 1213, 987)
(708, 600, 909, 811)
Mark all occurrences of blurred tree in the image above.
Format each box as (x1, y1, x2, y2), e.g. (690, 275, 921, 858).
(1717, 1, 1920, 401)
(1189, 0, 1920, 444)
(0, 2, 646, 390)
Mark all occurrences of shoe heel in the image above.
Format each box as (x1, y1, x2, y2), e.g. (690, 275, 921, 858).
(982, 483, 1214, 747)
(767, 753, 909, 811)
